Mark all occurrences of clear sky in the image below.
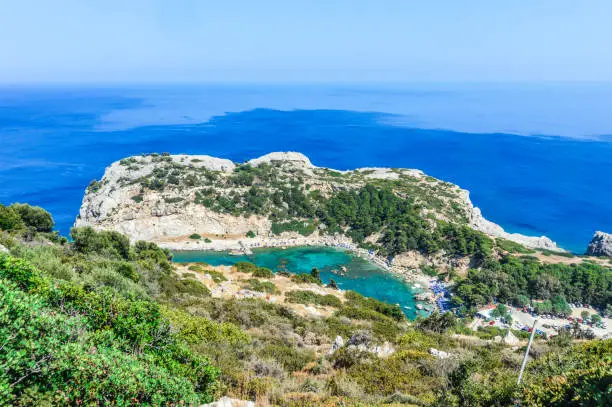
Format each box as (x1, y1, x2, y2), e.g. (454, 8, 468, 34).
(1, 0, 611, 83)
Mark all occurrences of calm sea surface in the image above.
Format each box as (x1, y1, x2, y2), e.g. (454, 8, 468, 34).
(1, 83, 612, 252)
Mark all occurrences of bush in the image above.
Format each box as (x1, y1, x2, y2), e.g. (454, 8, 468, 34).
(285, 290, 342, 308)
(235, 261, 260, 273)
(246, 230, 256, 238)
(344, 291, 404, 322)
(160, 274, 210, 297)
(244, 278, 279, 294)
(0, 255, 219, 405)
(523, 340, 612, 406)
(205, 270, 227, 283)
(291, 273, 322, 286)
(252, 267, 274, 278)
(70, 227, 131, 260)
(189, 233, 201, 240)
(259, 342, 315, 372)
(0, 204, 24, 232)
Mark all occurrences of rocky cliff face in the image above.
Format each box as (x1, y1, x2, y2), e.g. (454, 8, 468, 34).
(75, 151, 561, 252)
(586, 231, 612, 256)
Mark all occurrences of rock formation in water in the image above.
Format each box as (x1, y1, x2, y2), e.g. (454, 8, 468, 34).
(75, 151, 562, 258)
(586, 231, 612, 256)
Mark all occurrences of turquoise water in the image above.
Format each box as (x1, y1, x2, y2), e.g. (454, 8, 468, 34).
(173, 246, 427, 319)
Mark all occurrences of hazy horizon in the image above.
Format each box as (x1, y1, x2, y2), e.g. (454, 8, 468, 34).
(2, 1, 612, 83)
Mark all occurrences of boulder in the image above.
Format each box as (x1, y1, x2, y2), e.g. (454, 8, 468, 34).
(503, 330, 520, 345)
(201, 397, 254, 407)
(0, 244, 8, 254)
(586, 231, 612, 257)
(328, 335, 345, 355)
(429, 348, 451, 359)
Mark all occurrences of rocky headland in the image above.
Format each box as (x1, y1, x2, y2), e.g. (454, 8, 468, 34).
(75, 151, 564, 279)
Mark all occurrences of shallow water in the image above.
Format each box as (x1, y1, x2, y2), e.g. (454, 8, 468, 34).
(172, 246, 428, 319)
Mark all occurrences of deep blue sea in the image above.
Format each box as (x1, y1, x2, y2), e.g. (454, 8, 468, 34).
(1, 83, 612, 252)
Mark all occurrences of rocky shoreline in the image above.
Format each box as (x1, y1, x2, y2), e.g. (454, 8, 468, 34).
(162, 233, 438, 304)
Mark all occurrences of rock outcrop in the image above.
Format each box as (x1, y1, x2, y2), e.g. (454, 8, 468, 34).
(0, 244, 9, 254)
(201, 397, 254, 407)
(75, 152, 562, 253)
(466, 204, 560, 251)
(586, 231, 612, 256)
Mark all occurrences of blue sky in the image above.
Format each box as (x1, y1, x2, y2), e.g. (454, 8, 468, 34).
(1, 0, 611, 83)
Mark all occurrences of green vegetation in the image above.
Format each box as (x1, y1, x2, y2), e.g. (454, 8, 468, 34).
(252, 267, 274, 278)
(496, 237, 536, 254)
(271, 220, 317, 236)
(188, 264, 227, 283)
(285, 290, 343, 308)
(3, 202, 610, 406)
(130, 158, 488, 259)
(454, 254, 611, 311)
(0, 238, 218, 405)
(243, 278, 279, 294)
(246, 230, 256, 238)
(189, 233, 202, 239)
(291, 268, 324, 286)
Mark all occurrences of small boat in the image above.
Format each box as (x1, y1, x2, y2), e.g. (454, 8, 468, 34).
(416, 304, 424, 310)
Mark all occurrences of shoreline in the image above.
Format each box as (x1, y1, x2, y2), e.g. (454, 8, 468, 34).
(160, 234, 440, 305)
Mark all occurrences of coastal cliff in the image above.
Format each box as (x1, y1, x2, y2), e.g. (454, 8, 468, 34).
(75, 152, 561, 260)
(586, 231, 612, 256)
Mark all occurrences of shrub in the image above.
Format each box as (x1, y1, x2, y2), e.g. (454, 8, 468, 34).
(86, 179, 102, 193)
(0, 257, 219, 405)
(202, 269, 227, 283)
(523, 340, 612, 406)
(344, 291, 404, 322)
(189, 233, 201, 240)
(496, 238, 535, 254)
(70, 227, 131, 260)
(291, 273, 322, 286)
(235, 261, 260, 273)
(0, 204, 24, 232)
(7, 204, 54, 233)
(246, 230, 256, 238)
(244, 278, 279, 294)
(285, 290, 342, 308)
(252, 267, 274, 278)
(160, 274, 210, 297)
(259, 342, 315, 372)
(163, 307, 250, 346)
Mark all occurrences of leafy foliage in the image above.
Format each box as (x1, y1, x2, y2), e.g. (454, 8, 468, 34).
(285, 290, 343, 308)
(455, 254, 612, 310)
(523, 340, 612, 406)
(0, 253, 218, 405)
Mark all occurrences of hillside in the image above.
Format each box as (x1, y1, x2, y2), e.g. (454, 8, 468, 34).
(1, 203, 610, 406)
(75, 152, 559, 268)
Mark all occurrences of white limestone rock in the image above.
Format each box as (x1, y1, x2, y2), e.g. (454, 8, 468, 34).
(586, 231, 612, 256)
(248, 151, 314, 168)
(200, 396, 254, 407)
